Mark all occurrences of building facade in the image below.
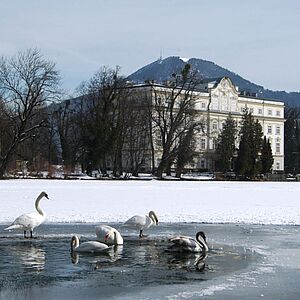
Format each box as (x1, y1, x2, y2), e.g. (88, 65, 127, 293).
(191, 77, 285, 172)
(123, 77, 285, 174)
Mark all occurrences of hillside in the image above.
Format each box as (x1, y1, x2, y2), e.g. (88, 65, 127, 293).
(128, 56, 300, 106)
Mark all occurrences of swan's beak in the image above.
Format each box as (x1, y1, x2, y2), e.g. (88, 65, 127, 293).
(45, 194, 49, 199)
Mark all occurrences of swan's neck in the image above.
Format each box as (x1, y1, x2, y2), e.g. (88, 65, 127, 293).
(149, 216, 155, 225)
(71, 236, 80, 250)
(35, 194, 45, 216)
(196, 235, 208, 252)
(149, 212, 157, 224)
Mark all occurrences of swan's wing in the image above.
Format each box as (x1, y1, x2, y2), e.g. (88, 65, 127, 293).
(8, 213, 44, 230)
(77, 241, 111, 253)
(169, 236, 199, 251)
(123, 215, 147, 229)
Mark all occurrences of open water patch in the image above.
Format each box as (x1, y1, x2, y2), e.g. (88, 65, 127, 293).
(0, 223, 258, 299)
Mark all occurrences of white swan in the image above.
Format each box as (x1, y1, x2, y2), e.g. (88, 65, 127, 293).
(70, 235, 112, 253)
(123, 210, 158, 238)
(95, 225, 123, 245)
(167, 231, 209, 253)
(4, 191, 49, 238)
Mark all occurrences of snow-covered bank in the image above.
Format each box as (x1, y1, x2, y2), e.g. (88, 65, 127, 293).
(0, 180, 299, 225)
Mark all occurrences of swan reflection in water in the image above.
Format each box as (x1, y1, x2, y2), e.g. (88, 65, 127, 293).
(71, 245, 124, 266)
(8, 242, 45, 272)
(167, 252, 208, 271)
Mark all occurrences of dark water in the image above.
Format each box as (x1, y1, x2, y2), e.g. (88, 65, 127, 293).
(0, 223, 299, 299)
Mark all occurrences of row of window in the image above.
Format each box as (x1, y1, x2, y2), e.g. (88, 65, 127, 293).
(210, 122, 282, 136)
(267, 125, 281, 135)
(197, 158, 281, 170)
(200, 102, 282, 118)
(198, 137, 281, 154)
(240, 107, 281, 117)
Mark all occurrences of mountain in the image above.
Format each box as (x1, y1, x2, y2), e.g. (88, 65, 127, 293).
(128, 56, 300, 106)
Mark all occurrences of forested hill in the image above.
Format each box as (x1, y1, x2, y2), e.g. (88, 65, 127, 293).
(128, 56, 300, 106)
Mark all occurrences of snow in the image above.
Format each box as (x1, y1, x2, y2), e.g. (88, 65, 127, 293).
(179, 57, 189, 63)
(0, 180, 300, 225)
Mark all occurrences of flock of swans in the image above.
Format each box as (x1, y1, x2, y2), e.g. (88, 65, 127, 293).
(4, 191, 209, 256)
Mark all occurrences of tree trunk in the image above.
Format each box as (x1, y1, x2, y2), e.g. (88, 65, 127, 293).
(0, 164, 6, 179)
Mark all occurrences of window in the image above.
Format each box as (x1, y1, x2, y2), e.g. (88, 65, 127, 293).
(201, 102, 206, 109)
(212, 139, 217, 150)
(276, 142, 280, 153)
(200, 159, 206, 169)
(276, 126, 280, 135)
(268, 109, 272, 116)
(212, 122, 218, 131)
(250, 108, 254, 113)
(258, 108, 263, 114)
(276, 162, 280, 170)
(267, 125, 272, 134)
(276, 110, 281, 117)
(200, 138, 206, 149)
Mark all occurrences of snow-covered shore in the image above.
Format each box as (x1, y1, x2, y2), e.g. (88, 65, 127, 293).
(0, 179, 299, 225)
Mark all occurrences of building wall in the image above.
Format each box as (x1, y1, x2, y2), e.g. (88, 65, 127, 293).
(191, 77, 285, 171)
(127, 78, 285, 173)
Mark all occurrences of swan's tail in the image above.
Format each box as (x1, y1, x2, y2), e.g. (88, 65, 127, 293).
(4, 224, 23, 231)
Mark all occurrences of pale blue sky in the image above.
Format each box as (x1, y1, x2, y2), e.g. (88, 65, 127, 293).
(1, 0, 299, 92)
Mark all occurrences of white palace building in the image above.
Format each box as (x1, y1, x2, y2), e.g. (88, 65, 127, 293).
(125, 76, 285, 173)
(190, 77, 284, 172)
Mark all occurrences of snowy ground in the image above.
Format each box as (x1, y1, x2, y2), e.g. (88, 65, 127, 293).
(0, 179, 300, 225)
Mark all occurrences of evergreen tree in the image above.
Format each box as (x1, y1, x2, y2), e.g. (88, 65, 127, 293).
(261, 136, 274, 174)
(235, 111, 263, 179)
(215, 114, 237, 172)
(175, 123, 198, 178)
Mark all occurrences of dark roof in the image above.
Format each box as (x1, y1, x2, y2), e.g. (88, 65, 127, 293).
(199, 77, 223, 84)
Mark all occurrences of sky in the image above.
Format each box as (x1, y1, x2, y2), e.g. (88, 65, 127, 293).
(1, 0, 299, 93)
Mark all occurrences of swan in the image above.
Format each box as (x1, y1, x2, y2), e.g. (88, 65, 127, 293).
(70, 235, 112, 253)
(95, 225, 123, 245)
(123, 210, 158, 238)
(4, 191, 49, 238)
(166, 231, 209, 253)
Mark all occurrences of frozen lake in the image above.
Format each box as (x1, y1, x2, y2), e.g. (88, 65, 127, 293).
(0, 179, 300, 224)
(0, 223, 299, 299)
(0, 180, 300, 299)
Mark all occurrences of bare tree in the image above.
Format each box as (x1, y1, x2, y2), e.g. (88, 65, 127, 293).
(0, 49, 60, 178)
(150, 64, 202, 178)
(122, 92, 152, 176)
(51, 99, 82, 174)
(78, 66, 129, 176)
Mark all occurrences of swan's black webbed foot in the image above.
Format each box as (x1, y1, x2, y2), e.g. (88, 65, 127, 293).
(139, 230, 148, 238)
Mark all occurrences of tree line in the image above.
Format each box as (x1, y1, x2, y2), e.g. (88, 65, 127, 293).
(0, 49, 285, 180)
